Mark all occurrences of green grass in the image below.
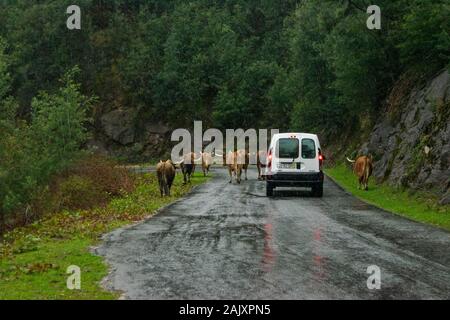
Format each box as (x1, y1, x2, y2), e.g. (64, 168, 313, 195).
(325, 164, 450, 230)
(0, 172, 210, 300)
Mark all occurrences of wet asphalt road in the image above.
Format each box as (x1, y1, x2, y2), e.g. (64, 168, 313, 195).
(96, 168, 450, 299)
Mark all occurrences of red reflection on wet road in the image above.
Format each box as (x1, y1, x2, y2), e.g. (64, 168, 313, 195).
(262, 223, 276, 273)
(313, 227, 326, 281)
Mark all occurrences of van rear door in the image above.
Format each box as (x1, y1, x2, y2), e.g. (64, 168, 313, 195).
(300, 137, 319, 172)
(275, 137, 301, 171)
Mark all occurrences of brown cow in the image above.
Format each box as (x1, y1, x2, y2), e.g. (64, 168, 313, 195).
(241, 150, 250, 181)
(201, 152, 213, 177)
(256, 150, 267, 180)
(156, 160, 176, 197)
(178, 152, 201, 184)
(346, 156, 373, 191)
(226, 150, 246, 184)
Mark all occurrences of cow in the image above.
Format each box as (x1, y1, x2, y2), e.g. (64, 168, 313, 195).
(226, 151, 237, 183)
(156, 160, 176, 197)
(241, 150, 250, 181)
(256, 150, 268, 180)
(178, 152, 202, 184)
(346, 155, 373, 191)
(201, 152, 213, 177)
(226, 150, 246, 184)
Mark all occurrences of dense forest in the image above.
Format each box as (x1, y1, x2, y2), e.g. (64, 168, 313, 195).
(0, 0, 449, 229)
(1, 0, 448, 130)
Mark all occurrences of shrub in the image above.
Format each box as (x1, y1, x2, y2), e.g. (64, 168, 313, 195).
(67, 155, 135, 197)
(48, 154, 136, 212)
(58, 175, 109, 211)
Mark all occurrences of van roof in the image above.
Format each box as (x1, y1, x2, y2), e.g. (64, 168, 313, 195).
(272, 133, 318, 139)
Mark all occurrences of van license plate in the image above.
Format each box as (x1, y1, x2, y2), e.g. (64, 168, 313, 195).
(279, 163, 298, 169)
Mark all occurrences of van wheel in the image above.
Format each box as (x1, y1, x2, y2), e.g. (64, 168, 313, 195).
(266, 183, 274, 197)
(312, 183, 323, 198)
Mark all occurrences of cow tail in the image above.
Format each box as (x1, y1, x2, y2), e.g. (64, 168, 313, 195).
(161, 171, 167, 189)
(364, 159, 370, 184)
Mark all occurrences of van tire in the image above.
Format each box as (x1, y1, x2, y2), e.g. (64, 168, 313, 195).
(266, 183, 274, 197)
(312, 183, 323, 198)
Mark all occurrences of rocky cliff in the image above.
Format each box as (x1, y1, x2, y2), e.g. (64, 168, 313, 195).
(87, 108, 171, 162)
(360, 69, 449, 204)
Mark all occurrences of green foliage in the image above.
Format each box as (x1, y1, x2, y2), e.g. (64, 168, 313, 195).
(396, 0, 450, 67)
(29, 67, 94, 179)
(1, 0, 448, 137)
(0, 65, 93, 231)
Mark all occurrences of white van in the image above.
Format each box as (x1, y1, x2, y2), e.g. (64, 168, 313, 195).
(265, 133, 324, 197)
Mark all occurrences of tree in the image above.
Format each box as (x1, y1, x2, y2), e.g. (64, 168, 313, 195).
(0, 37, 15, 231)
(0, 66, 93, 232)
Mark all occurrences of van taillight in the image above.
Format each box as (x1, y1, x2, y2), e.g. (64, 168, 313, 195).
(318, 152, 323, 169)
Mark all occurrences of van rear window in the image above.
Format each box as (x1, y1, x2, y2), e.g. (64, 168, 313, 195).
(277, 138, 299, 158)
(302, 139, 316, 159)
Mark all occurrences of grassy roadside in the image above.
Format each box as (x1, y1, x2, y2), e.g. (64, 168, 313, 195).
(0, 172, 210, 300)
(325, 164, 450, 231)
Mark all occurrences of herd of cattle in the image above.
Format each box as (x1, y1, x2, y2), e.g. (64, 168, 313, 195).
(155, 151, 373, 197)
(156, 150, 268, 197)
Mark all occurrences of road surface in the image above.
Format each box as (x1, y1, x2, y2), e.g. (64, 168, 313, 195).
(96, 168, 450, 299)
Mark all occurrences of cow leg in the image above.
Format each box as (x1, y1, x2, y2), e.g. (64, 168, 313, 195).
(364, 168, 370, 191)
(159, 181, 164, 197)
(359, 176, 364, 190)
(164, 182, 169, 197)
(228, 167, 232, 183)
(167, 183, 171, 197)
(244, 168, 248, 180)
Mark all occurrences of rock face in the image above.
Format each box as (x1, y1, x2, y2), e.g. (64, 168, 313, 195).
(101, 109, 137, 145)
(363, 70, 450, 199)
(95, 108, 171, 161)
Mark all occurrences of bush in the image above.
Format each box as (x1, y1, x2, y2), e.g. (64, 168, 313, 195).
(67, 155, 135, 197)
(49, 154, 136, 212)
(58, 175, 108, 211)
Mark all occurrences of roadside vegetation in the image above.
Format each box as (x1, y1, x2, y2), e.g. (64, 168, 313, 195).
(0, 169, 209, 299)
(326, 164, 450, 231)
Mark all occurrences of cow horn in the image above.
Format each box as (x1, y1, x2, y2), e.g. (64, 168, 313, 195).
(346, 157, 356, 163)
(173, 158, 184, 165)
